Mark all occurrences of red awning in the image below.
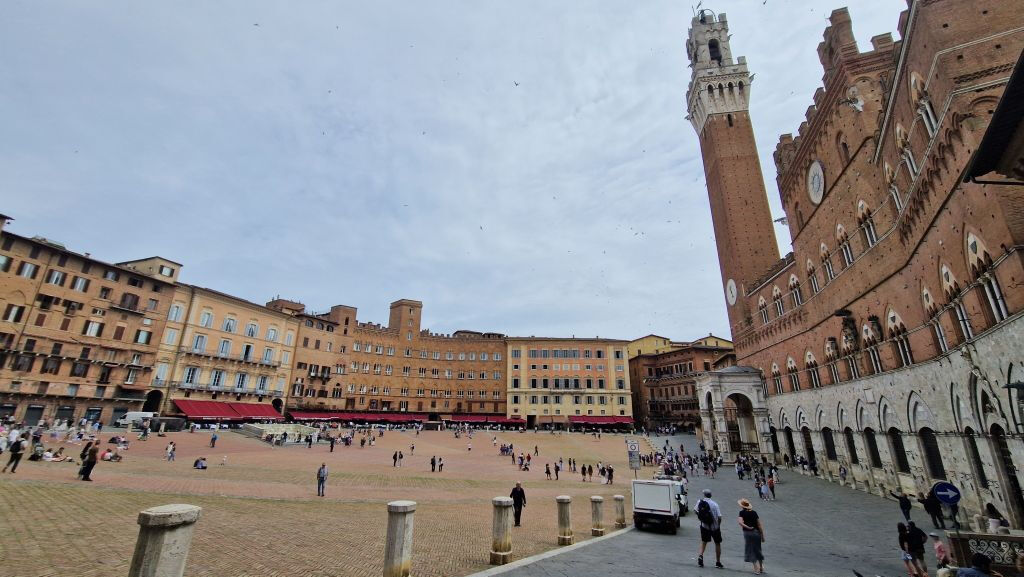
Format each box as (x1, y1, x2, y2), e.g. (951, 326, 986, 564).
(448, 414, 520, 423)
(173, 399, 243, 420)
(229, 403, 284, 420)
(289, 411, 427, 422)
(290, 411, 337, 420)
(568, 416, 634, 425)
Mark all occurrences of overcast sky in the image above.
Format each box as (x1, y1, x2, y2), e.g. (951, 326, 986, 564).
(0, 1, 901, 341)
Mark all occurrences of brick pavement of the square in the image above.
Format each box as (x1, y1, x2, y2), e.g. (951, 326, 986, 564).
(493, 434, 935, 577)
(0, 429, 641, 577)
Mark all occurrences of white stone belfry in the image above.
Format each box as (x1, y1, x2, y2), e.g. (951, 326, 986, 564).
(685, 10, 754, 133)
(697, 366, 771, 462)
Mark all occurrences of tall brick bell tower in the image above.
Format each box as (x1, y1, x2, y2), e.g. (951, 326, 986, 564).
(686, 10, 779, 333)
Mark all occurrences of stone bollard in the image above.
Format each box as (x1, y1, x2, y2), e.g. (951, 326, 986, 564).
(590, 496, 605, 536)
(613, 495, 627, 528)
(128, 504, 202, 577)
(383, 500, 416, 577)
(490, 497, 514, 565)
(556, 495, 574, 545)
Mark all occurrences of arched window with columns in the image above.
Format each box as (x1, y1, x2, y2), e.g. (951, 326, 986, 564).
(966, 233, 1009, 326)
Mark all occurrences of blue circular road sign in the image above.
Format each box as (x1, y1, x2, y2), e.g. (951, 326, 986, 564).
(932, 481, 961, 505)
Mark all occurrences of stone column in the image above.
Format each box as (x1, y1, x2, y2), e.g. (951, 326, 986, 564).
(490, 497, 513, 565)
(613, 495, 627, 528)
(590, 496, 605, 536)
(556, 495, 573, 545)
(383, 500, 416, 577)
(128, 504, 202, 577)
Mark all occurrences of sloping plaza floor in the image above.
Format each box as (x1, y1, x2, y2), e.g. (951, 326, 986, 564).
(0, 427, 641, 577)
(494, 434, 927, 577)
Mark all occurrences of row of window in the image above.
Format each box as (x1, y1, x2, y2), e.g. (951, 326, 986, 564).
(345, 361, 503, 380)
(334, 384, 503, 398)
(176, 366, 282, 391)
(510, 394, 628, 405)
(512, 377, 626, 389)
(3, 352, 141, 384)
(0, 242, 167, 294)
(515, 348, 622, 359)
(352, 342, 502, 362)
(514, 363, 620, 372)
(767, 271, 1009, 396)
(187, 334, 285, 364)
(170, 305, 294, 345)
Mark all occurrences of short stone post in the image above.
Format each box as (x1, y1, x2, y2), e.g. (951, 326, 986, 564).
(613, 495, 627, 528)
(159, 422, 167, 434)
(127, 421, 133, 433)
(556, 495, 573, 545)
(490, 497, 513, 565)
(590, 496, 605, 536)
(128, 504, 202, 577)
(383, 500, 416, 577)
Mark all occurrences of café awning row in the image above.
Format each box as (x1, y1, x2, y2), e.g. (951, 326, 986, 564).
(446, 414, 521, 423)
(567, 416, 634, 425)
(289, 411, 427, 422)
(229, 402, 285, 420)
(172, 399, 283, 421)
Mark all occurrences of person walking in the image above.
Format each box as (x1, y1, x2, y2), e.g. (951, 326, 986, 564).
(398, 451, 404, 467)
(737, 498, 765, 575)
(430, 456, 437, 472)
(696, 489, 724, 569)
(890, 491, 913, 522)
(545, 464, 552, 480)
(930, 532, 951, 568)
(2, 434, 27, 473)
(329, 436, 336, 452)
(393, 451, 398, 467)
(438, 457, 444, 472)
(80, 445, 99, 481)
(166, 442, 176, 462)
(210, 432, 218, 448)
(554, 462, 560, 480)
(410, 443, 415, 456)
(907, 521, 929, 575)
(919, 491, 946, 529)
(510, 482, 526, 527)
(316, 463, 328, 497)
(897, 522, 928, 577)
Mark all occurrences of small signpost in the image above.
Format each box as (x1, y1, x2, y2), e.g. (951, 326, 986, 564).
(932, 481, 962, 537)
(627, 440, 641, 478)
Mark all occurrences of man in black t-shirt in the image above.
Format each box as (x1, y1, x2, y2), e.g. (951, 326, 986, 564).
(2, 435, 28, 473)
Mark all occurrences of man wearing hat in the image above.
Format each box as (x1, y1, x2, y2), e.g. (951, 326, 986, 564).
(695, 489, 723, 569)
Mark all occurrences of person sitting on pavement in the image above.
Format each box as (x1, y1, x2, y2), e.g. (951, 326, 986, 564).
(193, 457, 208, 470)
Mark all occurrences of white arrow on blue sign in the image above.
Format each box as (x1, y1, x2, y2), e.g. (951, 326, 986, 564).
(931, 481, 961, 505)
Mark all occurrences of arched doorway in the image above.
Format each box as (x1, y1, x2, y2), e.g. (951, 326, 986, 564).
(783, 426, 796, 459)
(801, 426, 816, 465)
(769, 426, 780, 454)
(724, 393, 757, 453)
(143, 390, 163, 413)
(991, 424, 1024, 527)
(271, 398, 284, 415)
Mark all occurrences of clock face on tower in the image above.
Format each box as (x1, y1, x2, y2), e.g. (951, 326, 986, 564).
(725, 278, 738, 306)
(807, 160, 825, 204)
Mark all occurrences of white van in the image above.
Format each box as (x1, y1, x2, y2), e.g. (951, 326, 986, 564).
(116, 411, 157, 427)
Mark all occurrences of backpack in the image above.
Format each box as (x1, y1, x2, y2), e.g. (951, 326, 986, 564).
(696, 499, 714, 526)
